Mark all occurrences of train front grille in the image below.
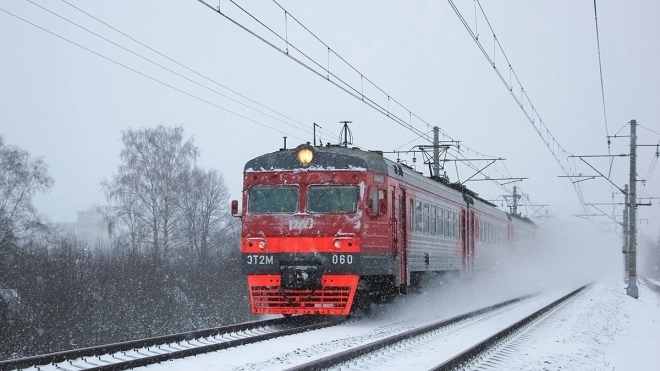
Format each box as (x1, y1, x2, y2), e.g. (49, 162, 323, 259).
(247, 274, 359, 315)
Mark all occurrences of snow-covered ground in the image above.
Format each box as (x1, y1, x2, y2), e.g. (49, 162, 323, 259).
(137, 278, 660, 371)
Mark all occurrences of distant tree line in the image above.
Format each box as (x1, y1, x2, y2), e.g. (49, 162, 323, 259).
(0, 127, 250, 360)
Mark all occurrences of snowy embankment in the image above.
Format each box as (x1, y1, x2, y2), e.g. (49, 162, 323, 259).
(504, 280, 660, 371)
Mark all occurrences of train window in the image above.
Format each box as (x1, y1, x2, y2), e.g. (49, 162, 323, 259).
(369, 188, 378, 213)
(415, 201, 422, 232)
(439, 209, 445, 236)
(248, 185, 299, 214)
(374, 174, 385, 183)
(444, 210, 450, 237)
(368, 188, 386, 215)
(486, 223, 493, 243)
(431, 205, 437, 235)
(450, 211, 457, 239)
(483, 222, 487, 242)
(423, 203, 430, 234)
(307, 185, 358, 213)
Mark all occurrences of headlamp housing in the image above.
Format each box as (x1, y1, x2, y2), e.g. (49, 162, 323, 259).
(296, 145, 314, 166)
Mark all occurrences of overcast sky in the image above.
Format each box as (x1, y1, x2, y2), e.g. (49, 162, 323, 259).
(1, 0, 658, 240)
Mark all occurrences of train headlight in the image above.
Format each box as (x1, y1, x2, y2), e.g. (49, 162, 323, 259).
(297, 148, 314, 166)
(258, 241, 267, 249)
(334, 240, 342, 249)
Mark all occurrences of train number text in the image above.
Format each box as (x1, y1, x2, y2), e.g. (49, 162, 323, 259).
(246, 255, 274, 265)
(332, 254, 353, 265)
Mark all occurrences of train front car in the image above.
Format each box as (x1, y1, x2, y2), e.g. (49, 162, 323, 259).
(235, 144, 393, 316)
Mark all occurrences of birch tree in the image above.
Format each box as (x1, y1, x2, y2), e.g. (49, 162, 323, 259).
(102, 126, 198, 267)
(0, 136, 53, 253)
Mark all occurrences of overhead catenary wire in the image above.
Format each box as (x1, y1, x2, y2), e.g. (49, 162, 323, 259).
(0, 6, 307, 142)
(639, 142, 659, 202)
(593, 0, 617, 219)
(593, 0, 611, 148)
(24, 0, 336, 141)
(638, 124, 660, 137)
(448, 0, 594, 224)
(56, 0, 337, 142)
(201, 0, 433, 143)
(205, 1, 497, 161)
(272, 0, 511, 170)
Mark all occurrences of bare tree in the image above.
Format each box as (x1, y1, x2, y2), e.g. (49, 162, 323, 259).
(179, 168, 230, 264)
(0, 136, 53, 254)
(102, 126, 198, 267)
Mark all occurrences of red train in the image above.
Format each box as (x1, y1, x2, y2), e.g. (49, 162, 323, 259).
(231, 143, 535, 316)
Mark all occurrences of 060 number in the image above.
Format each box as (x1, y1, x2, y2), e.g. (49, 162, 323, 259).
(332, 254, 353, 265)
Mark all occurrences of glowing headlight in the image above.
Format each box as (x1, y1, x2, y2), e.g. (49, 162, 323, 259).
(297, 148, 314, 165)
(334, 240, 342, 249)
(258, 241, 266, 249)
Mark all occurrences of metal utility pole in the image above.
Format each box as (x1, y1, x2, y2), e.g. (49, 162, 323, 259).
(622, 184, 629, 284)
(511, 186, 520, 216)
(433, 126, 440, 178)
(627, 120, 639, 299)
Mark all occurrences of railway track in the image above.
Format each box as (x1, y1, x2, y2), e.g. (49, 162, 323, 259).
(0, 316, 343, 371)
(640, 275, 660, 293)
(286, 286, 586, 371)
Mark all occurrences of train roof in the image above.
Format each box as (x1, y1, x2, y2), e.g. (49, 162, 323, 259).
(244, 144, 389, 173)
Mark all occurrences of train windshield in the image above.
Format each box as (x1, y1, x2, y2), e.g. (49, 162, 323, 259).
(248, 185, 299, 214)
(307, 185, 358, 213)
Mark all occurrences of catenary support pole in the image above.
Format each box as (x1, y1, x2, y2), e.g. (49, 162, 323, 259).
(623, 184, 629, 284)
(512, 186, 519, 216)
(433, 126, 440, 178)
(627, 120, 639, 298)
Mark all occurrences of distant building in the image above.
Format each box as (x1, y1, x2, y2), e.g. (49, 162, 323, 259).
(57, 204, 111, 247)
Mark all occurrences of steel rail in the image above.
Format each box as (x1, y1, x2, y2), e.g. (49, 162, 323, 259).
(431, 285, 587, 370)
(640, 275, 660, 294)
(285, 295, 531, 371)
(0, 316, 339, 371)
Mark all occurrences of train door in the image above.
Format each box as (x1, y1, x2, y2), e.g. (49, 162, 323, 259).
(461, 209, 475, 278)
(394, 187, 408, 294)
(468, 211, 475, 277)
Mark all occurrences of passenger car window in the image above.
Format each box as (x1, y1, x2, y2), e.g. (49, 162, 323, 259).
(431, 205, 437, 235)
(415, 201, 423, 232)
